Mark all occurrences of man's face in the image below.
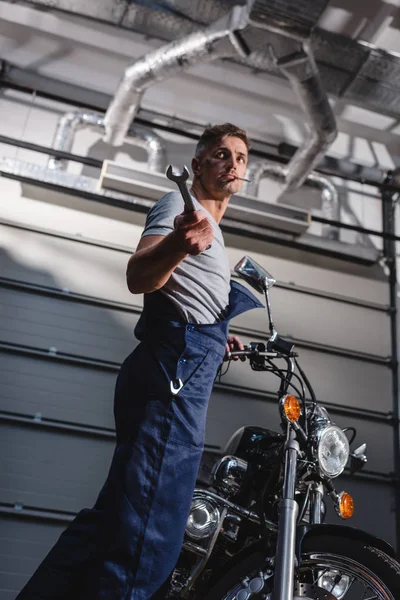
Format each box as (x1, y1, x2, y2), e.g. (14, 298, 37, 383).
(192, 135, 248, 197)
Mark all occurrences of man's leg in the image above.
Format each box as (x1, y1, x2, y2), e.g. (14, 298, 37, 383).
(16, 477, 111, 600)
(16, 337, 215, 600)
(79, 338, 215, 600)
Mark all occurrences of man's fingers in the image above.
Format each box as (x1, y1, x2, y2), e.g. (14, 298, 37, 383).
(226, 335, 245, 361)
(223, 338, 248, 362)
(228, 335, 245, 350)
(223, 343, 230, 362)
(173, 210, 214, 255)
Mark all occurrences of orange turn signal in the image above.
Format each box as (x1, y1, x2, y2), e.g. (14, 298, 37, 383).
(282, 395, 301, 423)
(338, 492, 354, 519)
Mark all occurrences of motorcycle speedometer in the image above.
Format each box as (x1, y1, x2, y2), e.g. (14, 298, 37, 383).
(185, 497, 220, 540)
(317, 425, 349, 478)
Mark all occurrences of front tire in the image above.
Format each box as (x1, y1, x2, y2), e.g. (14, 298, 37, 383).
(200, 535, 400, 600)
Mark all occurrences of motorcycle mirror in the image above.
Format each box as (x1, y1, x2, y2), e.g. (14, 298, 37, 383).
(234, 256, 276, 294)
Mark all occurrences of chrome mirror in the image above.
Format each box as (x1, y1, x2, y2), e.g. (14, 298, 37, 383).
(235, 256, 277, 338)
(234, 256, 276, 294)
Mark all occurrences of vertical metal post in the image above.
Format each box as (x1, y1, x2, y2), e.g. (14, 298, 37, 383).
(382, 172, 400, 553)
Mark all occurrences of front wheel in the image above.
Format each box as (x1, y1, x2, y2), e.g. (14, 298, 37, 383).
(200, 535, 400, 600)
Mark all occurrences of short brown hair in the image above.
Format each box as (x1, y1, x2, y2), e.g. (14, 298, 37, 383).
(195, 123, 250, 159)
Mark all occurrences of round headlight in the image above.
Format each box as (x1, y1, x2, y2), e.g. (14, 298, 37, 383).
(185, 497, 220, 540)
(317, 425, 349, 478)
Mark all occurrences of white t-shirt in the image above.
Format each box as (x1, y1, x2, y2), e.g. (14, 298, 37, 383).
(141, 191, 231, 324)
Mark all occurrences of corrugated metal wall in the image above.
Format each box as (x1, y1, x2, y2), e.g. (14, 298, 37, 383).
(0, 178, 395, 598)
(0, 84, 396, 597)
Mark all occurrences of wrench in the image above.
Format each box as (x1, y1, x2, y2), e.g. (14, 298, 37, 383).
(166, 165, 196, 212)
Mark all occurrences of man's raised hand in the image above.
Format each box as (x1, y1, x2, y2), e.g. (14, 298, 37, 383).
(172, 210, 214, 256)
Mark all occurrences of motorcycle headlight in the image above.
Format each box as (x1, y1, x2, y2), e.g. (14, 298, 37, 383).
(317, 425, 349, 478)
(185, 497, 220, 540)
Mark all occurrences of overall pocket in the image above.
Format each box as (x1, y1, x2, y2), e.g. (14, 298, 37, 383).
(170, 346, 222, 449)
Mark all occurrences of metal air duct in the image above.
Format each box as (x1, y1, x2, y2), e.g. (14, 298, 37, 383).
(14, 0, 400, 123)
(241, 0, 336, 191)
(104, 1, 336, 190)
(244, 161, 339, 239)
(47, 111, 166, 172)
(273, 41, 337, 190)
(150, 0, 235, 24)
(7, 1, 337, 198)
(103, 4, 250, 146)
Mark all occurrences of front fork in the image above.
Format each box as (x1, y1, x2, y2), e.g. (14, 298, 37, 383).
(272, 427, 300, 600)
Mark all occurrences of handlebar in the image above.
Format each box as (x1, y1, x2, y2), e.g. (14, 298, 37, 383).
(224, 342, 316, 421)
(225, 349, 275, 360)
(225, 346, 298, 361)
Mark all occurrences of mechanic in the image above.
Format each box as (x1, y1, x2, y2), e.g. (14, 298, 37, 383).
(16, 122, 262, 600)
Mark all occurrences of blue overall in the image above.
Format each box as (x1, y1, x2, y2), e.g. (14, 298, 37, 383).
(16, 281, 262, 600)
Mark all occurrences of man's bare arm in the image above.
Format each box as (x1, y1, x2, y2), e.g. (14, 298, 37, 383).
(126, 234, 186, 294)
(126, 210, 214, 294)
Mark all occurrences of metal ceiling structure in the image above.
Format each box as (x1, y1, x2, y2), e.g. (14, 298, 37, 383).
(9, 0, 400, 123)
(101, 1, 337, 193)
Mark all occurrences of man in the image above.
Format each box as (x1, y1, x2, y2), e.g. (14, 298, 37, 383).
(16, 123, 262, 600)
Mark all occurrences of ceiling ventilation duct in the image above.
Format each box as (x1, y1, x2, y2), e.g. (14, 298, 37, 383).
(242, 0, 337, 190)
(104, 0, 336, 192)
(14, 0, 400, 121)
(14, 1, 337, 190)
(103, 5, 250, 146)
(271, 42, 336, 190)
(47, 111, 166, 172)
(149, 0, 236, 24)
(244, 161, 339, 239)
(11, 1, 336, 195)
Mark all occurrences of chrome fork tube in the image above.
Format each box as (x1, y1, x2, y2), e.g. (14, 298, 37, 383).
(272, 427, 300, 600)
(310, 483, 324, 524)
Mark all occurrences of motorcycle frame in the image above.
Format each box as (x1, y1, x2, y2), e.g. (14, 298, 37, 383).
(171, 341, 397, 597)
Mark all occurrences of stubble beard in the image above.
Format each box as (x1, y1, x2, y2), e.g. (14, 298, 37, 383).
(219, 179, 240, 195)
(197, 168, 240, 199)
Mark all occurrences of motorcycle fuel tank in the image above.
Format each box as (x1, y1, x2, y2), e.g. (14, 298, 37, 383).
(224, 426, 284, 465)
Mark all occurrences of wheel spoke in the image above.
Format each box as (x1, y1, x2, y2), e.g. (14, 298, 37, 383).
(209, 550, 396, 600)
(299, 554, 394, 600)
(359, 584, 378, 600)
(312, 567, 329, 585)
(329, 572, 342, 593)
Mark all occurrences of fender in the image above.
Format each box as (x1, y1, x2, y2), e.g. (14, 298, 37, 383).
(296, 524, 396, 561)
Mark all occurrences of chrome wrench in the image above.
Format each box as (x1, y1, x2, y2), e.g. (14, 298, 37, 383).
(166, 164, 196, 212)
(166, 164, 212, 252)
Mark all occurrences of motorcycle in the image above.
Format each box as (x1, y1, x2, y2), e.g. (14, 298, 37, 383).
(167, 256, 400, 600)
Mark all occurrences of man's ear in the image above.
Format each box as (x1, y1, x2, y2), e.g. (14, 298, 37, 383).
(192, 156, 200, 176)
